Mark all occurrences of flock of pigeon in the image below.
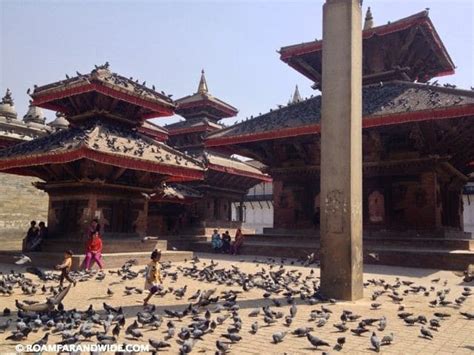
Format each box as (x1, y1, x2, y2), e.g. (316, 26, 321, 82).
(0, 255, 473, 354)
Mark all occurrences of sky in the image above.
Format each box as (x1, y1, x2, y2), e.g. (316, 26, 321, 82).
(1, 0, 473, 126)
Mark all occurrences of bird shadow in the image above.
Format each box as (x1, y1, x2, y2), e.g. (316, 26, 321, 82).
(88, 296, 111, 300)
(462, 345, 474, 351)
(417, 336, 432, 340)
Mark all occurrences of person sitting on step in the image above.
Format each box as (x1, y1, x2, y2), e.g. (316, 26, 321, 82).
(211, 229, 223, 253)
(231, 228, 245, 255)
(222, 230, 232, 254)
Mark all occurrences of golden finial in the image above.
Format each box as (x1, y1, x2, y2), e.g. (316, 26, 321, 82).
(197, 69, 208, 94)
(364, 7, 374, 30)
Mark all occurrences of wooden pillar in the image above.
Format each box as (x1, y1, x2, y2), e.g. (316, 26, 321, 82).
(320, 0, 363, 300)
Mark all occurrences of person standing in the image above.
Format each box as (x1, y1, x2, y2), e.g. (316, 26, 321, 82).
(84, 231, 104, 270)
(143, 249, 163, 306)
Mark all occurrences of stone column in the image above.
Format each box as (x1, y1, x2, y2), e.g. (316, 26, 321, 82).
(320, 0, 363, 300)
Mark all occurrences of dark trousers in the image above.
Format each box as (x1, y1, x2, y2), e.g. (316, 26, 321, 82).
(59, 269, 74, 285)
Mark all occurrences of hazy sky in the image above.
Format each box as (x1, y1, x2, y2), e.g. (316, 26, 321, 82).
(1, 0, 473, 126)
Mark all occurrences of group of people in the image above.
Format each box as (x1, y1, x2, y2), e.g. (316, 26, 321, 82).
(23, 220, 48, 252)
(53, 218, 105, 287)
(211, 228, 244, 255)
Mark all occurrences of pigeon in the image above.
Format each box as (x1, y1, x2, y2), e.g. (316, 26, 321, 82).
(14, 255, 32, 265)
(381, 332, 394, 345)
(33, 332, 49, 347)
(290, 303, 297, 318)
(148, 338, 171, 350)
(112, 324, 121, 337)
(371, 332, 381, 352)
(460, 312, 474, 320)
(420, 326, 433, 339)
(216, 340, 231, 353)
(222, 333, 241, 342)
(0, 319, 12, 333)
(272, 331, 287, 343)
(293, 327, 314, 337)
(307, 333, 330, 349)
(140, 192, 156, 200)
(250, 321, 259, 334)
(333, 323, 348, 332)
(129, 328, 143, 339)
(351, 327, 369, 336)
(248, 308, 260, 317)
(336, 336, 346, 348)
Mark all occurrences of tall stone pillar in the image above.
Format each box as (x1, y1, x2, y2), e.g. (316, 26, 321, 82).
(320, 0, 363, 300)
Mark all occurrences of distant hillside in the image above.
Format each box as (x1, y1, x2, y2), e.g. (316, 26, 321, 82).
(0, 173, 48, 246)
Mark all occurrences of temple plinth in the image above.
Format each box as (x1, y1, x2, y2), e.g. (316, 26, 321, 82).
(320, 0, 363, 300)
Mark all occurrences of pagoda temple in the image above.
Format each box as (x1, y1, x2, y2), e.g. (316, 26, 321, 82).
(206, 10, 474, 237)
(0, 64, 205, 241)
(148, 71, 271, 235)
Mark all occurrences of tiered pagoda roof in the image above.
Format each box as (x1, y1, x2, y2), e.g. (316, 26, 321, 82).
(166, 70, 270, 188)
(207, 10, 474, 175)
(0, 120, 204, 181)
(173, 70, 238, 123)
(167, 70, 237, 147)
(280, 10, 455, 87)
(207, 82, 474, 145)
(139, 120, 169, 142)
(31, 63, 176, 123)
(0, 64, 206, 187)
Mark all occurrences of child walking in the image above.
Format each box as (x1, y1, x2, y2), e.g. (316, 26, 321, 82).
(55, 250, 76, 287)
(143, 249, 163, 306)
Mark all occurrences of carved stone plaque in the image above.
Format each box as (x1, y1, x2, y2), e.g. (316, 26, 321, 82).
(325, 189, 344, 234)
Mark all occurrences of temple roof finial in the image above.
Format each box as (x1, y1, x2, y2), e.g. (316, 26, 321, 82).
(364, 7, 374, 30)
(1, 88, 14, 106)
(197, 69, 208, 94)
(291, 85, 302, 104)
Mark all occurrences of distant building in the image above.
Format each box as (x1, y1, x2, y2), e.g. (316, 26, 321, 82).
(0, 89, 54, 240)
(230, 161, 273, 233)
(463, 175, 474, 234)
(232, 180, 273, 233)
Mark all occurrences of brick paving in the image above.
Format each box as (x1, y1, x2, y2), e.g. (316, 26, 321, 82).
(0, 252, 473, 354)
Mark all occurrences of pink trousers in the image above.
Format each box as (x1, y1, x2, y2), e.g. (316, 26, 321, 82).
(84, 252, 104, 269)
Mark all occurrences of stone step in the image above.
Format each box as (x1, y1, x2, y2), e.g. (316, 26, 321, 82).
(165, 234, 473, 251)
(40, 239, 168, 253)
(166, 240, 474, 271)
(0, 250, 192, 270)
(177, 227, 255, 237)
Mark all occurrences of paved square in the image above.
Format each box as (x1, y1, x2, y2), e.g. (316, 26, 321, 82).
(0, 253, 472, 354)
